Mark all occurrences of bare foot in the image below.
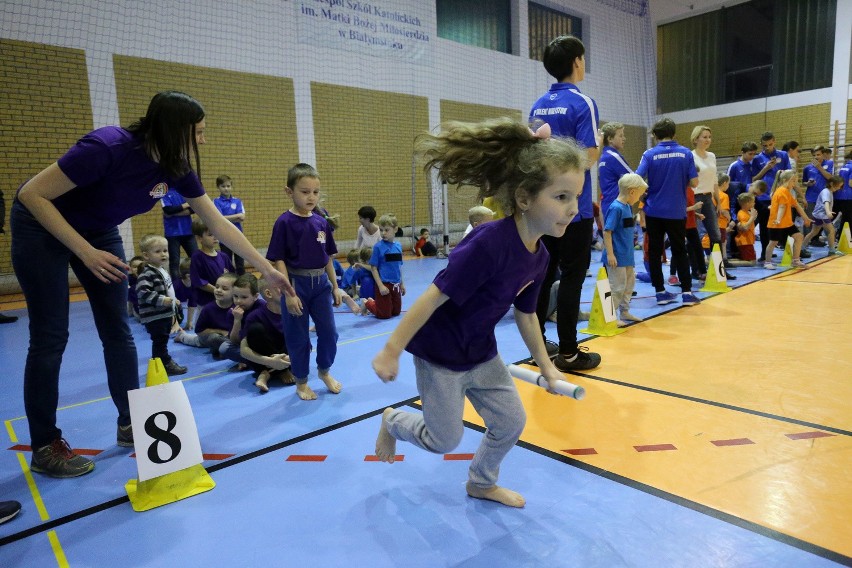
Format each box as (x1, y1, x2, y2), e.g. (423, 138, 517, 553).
(254, 370, 270, 393)
(465, 481, 525, 508)
(361, 299, 372, 316)
(296, 382, 317, 400)
(319, 371, 342, 394)
(273, 369, 295, 385)
(375, 408, 397, 463)
(344, 295, 360, 315)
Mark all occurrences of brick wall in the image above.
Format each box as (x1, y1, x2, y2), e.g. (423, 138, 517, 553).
(0, 39, 93, 274)
(113, 55, 299, 260)
(311, 83, 430, 243)
(672, 104, 832, 160)
(439, 101, 523, 224)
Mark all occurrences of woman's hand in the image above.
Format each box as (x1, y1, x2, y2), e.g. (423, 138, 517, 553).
(285, 294, 303, 316)
(80, 247, 129, 283)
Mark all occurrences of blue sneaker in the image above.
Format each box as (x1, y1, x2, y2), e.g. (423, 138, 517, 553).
(656, 291, 677, 305)
(636, 272, 652, 283)
(682, 293, 701, 305)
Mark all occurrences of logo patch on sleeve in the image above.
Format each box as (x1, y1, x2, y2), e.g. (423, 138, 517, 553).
(149, 182, 168, 199)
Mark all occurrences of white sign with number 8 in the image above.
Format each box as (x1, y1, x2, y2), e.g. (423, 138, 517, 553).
(128, 382, 204, 482)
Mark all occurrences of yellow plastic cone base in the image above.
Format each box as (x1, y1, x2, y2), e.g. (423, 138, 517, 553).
(700, 244, 732, 293)
(780, 239, 793, 267)
(146, 358, 169, 387)
(839, 223, 852, 254)
(579, 267, 626, 337)
(126, 463, 215, 512)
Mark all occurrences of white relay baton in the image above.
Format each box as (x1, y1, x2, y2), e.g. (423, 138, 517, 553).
(508, 364, 586, 400)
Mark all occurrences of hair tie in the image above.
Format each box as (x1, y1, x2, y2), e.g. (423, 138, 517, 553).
(530, 122, 551, 140)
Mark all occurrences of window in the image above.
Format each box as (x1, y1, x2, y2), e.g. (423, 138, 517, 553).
(657, 0, 836, 112)
(436, 0, 512, 54)
(528, 3, 583, 63)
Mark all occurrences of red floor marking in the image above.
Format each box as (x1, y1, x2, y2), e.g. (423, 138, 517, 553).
(443, 453, 474, 461)
(364, 455, 405, 461)
(562, 448, 598, 456)
(634, 444, 677, 452)
(785, 431, 835, 440)
(8, 444, 102, 456)
(286, 455, 327, 462)
(711, 438, 755, 447)
(201, 453, 236, 461)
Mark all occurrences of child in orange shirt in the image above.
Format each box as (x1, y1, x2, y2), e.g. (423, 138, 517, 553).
(716, 174, 737, 279)
(764, 170, 811, 269)
(730, 193, 758, 265)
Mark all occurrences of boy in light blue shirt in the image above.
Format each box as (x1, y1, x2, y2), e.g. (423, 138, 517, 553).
(365, 214, 405, 319)
(603, 173, 646, 327)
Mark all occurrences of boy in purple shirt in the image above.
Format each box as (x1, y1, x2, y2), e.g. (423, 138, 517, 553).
(267, 164, 342, 401)
(11, 91, 294, 478)
(373, 117, 584, 508)
(635, 118, 700, 306)
(190, 217, 234, 306)
(173, 257, 198, 330)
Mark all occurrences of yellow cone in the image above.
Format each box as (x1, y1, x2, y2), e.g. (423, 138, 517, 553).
(579, 267, 626, 337)
(146, 358, 169, 387)
(700, 244, 732, 293)
(127, 363, 215, 511)
(780, 237, 793, 267)
(839, 222, 852, 254)
(126, 463, 216, 512)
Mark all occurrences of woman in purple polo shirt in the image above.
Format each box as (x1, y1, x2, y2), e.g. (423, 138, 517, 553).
(372, 117, 585, 508)
(11, 91, 293, 479)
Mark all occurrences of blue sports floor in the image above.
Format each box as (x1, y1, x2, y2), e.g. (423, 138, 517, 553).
(0, 244, 849, 567)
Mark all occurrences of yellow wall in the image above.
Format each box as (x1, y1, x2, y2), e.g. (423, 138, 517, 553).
(312, 83, 430, 242)
(673, 104, 832, 159)
(439, 101, 523, 223)
(113, 55, 299, 257)
(0, 39, 94, 273)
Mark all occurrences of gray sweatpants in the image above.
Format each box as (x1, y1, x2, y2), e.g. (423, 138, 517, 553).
(385, 354, 526, 488)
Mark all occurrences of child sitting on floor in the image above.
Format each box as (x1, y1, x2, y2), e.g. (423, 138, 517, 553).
(240, 277, 294, 392)
(175, 273, 238, 358)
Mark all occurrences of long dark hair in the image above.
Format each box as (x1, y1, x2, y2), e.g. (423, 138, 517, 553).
(127, 91, 205, 178)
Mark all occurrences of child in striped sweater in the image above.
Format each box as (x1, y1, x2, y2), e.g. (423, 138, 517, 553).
(136, 234, 187, 375)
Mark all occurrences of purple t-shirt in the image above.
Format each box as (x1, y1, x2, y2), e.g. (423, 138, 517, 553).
(174, 278, 197, 308)
(190, 250, 234, 306)
(266, 210, 337, 270)
(52, 126, 205, 232)
(406, 217, 549, 371)
(194, 302, 232, 334)
(241, 303, 284, 342)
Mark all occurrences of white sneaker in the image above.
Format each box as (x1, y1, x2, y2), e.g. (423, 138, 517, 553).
(763, 262, 776, 270)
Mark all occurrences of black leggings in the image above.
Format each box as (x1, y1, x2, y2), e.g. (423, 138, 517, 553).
(244, 322, 287, 374)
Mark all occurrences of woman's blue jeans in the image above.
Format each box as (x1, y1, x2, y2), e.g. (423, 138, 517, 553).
(11, 201, 139, 448)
